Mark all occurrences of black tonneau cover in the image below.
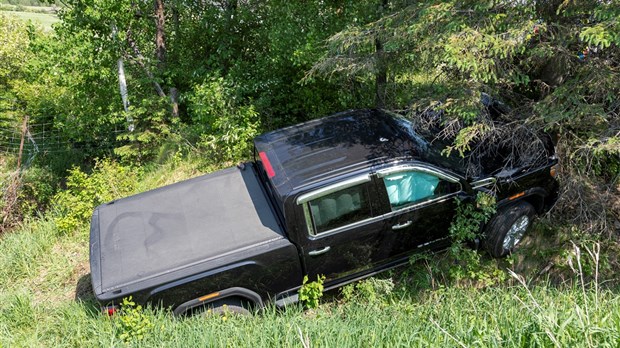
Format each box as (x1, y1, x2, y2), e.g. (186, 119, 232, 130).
(90, 163, 284, 295)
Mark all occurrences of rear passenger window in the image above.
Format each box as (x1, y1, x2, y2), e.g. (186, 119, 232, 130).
(307, 185, 371, 235)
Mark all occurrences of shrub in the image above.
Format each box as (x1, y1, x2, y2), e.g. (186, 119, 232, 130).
(341, 277, 395, 305)
(186, 77, 260, 163)
(52, 159, 139, 233)
(18, 166, 56, 216)
(115, 297, 154, 343)
(114, 98, 174, 163)
(446, 192, 500, 284)
(299, 275, 325, 309)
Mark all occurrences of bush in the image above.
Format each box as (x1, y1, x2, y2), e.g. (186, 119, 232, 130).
(299, 275, 325, 309)
(52, 159, 139, 234)
(17, 166, 56, 216)
(114, 98, 174, 163)
(341, 277, 395, 305)
(115, 297, 154, 343)
(185, 77, 260, 163)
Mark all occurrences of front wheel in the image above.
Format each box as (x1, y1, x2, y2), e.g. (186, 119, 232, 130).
(483, 201, 535, 258)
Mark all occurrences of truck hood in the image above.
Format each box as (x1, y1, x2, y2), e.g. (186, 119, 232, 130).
(89, 163, 284, 297)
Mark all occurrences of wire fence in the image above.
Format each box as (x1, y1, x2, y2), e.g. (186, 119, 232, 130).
(0, 119, 130, 231)
(0, 120, 128, 168)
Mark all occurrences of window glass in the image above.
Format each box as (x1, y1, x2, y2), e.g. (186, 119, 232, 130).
(382, 170, 459, 210)
(307, 184, 371, 235)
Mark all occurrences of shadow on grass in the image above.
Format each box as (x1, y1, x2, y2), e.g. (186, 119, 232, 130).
(75, 273, 102, 317)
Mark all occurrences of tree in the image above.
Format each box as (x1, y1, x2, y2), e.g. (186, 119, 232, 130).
(310, 0, 619, 234)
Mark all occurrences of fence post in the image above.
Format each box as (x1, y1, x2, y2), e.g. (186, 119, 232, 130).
(17, 115, 28, 170)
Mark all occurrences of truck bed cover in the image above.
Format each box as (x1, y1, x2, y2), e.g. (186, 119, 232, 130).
(90, 164, 284, 295)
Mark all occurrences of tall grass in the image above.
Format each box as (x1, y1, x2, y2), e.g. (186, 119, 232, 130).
(0, 218, 58, 284)
(1, 283, 620, 347)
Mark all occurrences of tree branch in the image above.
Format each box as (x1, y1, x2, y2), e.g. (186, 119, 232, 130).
(125, 29, 167, 98)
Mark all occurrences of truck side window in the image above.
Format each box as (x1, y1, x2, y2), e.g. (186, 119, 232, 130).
(306, 184, 371, 235)
(381, 170, 460, 210)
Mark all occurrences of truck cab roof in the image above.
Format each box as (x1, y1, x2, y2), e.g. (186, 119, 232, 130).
(253, 109, 465, 200)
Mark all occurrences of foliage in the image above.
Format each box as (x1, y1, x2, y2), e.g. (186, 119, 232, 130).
(52, 159, 139, 233)
(0, 14, 30, 85)
(311, 0, 619, 237)
(449, 192, 496, 243)
(17, 166, 54, 212)
(0, 14, 32, 135)
(185, 78, 260, 163)
(114, 98, 174, 163)
(444, 192, 500, 285)
(341, 277, 395, 305)
(298, 275, 325, 309)
(115, 296, 154, 343)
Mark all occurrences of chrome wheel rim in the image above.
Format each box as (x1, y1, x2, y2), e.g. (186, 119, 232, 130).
(503, 215, 529, 251)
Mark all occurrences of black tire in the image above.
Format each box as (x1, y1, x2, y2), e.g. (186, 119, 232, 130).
(483, 201, 536, 258)
(204, 298, 251, 316)
(210, 304, 251, 316)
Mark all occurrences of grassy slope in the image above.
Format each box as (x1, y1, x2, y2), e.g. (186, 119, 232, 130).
(0, 10, 58, 30)
(1, 159, 619, 347)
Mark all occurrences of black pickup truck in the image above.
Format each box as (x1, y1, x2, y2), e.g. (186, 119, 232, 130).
(89, 109, 558, 315)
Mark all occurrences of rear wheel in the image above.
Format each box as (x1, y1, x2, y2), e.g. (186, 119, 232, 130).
(191, 297, 252, 317)
(210, 303, 251, 316)
(483, 201, 535, 258)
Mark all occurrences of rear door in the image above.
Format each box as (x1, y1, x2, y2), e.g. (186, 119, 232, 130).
(294, 174, 390, 283)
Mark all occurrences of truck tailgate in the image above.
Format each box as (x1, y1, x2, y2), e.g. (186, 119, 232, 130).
(90, 164, 284, 296)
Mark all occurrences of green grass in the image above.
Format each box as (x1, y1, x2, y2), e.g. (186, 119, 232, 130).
(1, 10, 58, 30)
(1, 277, 620, 347)
(1, 156, 620, 347)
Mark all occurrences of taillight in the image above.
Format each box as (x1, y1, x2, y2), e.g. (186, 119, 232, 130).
(103, 306, 119, 316)
(258, 151, 276, 178)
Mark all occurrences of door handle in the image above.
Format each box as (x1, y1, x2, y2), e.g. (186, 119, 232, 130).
(392, 220, 412, 230)
(308, 246, 331, 256)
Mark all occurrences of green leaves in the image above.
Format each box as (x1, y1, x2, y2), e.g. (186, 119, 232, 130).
(580, 24, 617, 49)
(185, 77, 260, 163)
(52, 159, 139, 234)
(299, 275, 325, 309)
(0, 15, 31, 85)
(116, 296, 154, 343)
(447, 192, 499, 285)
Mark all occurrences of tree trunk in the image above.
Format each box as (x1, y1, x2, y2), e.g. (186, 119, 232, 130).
(375, 37, 386, 109)
(126, 29, 167, 98)
(219, 0, 238, 73)
(154, 0, 167, 70)
(153, 0, 180, 118)
(374, 0, 388, 109)
(170, 87, 179, 118)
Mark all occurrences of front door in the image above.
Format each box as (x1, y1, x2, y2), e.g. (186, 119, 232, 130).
(375, 165, 463, 257)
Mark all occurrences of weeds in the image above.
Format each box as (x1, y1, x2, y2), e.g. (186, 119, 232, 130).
(411, 192, 504, 288)
(115, 297, 155, 343)
(299, 275, 325, 309)
(341, 277, 395, 305)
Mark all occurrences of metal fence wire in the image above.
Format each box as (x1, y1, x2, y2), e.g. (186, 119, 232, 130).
(0, 121, 127, 167)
